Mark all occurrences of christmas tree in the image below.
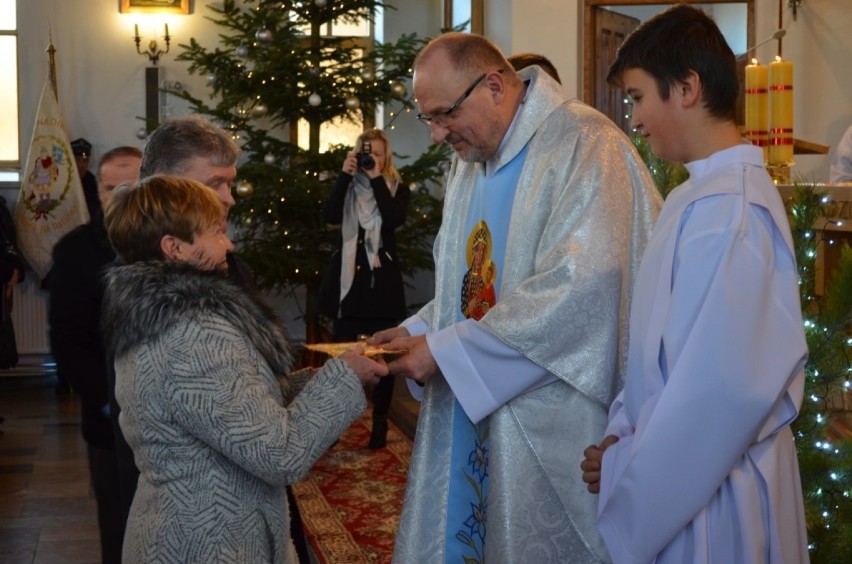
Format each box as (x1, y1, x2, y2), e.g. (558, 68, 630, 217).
(786, 184, 852, 561)
(170, 0, 448, 335)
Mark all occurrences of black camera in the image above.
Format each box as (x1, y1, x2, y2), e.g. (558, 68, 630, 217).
(358, 141, 375, 170)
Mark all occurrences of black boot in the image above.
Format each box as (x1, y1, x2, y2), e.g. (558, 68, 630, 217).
(368, 376, 395, 449)
(368, 419, 388, 449)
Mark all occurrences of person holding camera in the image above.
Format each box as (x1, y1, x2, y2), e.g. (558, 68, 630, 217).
(319, 129, 410, 449)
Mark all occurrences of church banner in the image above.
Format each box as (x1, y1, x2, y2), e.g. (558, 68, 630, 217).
(14, 80, 90, 280)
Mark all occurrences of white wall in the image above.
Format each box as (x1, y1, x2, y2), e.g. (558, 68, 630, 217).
(485, 0, 581, 98)
(16, 1, 850, 180)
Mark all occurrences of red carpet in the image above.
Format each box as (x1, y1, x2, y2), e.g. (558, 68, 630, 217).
(292, 409, 412, 563)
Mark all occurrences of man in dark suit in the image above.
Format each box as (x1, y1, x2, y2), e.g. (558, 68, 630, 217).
(47, 146, 142, 564)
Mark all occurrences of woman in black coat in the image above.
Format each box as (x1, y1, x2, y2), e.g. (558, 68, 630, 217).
(318, 129, 410, 448)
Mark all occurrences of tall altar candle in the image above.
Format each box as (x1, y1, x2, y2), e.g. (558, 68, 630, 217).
(745, 59, 769, 161)
(769, 56, 794, 165)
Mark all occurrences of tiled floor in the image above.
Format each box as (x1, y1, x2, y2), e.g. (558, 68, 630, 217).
(0, 365, 101, 564)
(0, 360, 419, 564)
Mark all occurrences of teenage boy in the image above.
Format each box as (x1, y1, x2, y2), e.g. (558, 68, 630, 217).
(581, 5, 809, 563)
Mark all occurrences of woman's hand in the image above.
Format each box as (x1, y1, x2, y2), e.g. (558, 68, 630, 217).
(342, 151, 358, 176)
(342, 149, 381, 179)
(338, 345, 389, 386)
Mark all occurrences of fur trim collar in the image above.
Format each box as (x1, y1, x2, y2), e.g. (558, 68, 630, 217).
(102, 261, 294, 376)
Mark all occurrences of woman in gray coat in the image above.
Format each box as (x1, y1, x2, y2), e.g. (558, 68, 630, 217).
(101, 175, 387, 563)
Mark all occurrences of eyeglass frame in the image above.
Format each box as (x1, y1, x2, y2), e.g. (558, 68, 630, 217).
(416, 72, 487, 127)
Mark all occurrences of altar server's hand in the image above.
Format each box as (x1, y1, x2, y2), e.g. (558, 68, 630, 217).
(581, 435, 619, 494)
(384, 335, 438, 385)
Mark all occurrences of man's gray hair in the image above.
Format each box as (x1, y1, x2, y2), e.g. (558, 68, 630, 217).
(139, 115, 242, 177)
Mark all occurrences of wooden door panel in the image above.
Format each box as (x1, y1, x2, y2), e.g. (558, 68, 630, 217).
(594, 8, 640, 132)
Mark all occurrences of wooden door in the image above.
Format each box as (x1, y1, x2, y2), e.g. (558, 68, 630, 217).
(593, 8, 640, 133)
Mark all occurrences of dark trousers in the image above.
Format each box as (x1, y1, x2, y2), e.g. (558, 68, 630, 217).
(332, 317, 398, 422)
(87, 443, 123, 564)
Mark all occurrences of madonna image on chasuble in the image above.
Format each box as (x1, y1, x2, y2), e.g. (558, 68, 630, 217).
(461, 221, 497, 321)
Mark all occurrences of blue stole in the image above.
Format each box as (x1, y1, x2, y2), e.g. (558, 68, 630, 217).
(445, 145, 528, 562)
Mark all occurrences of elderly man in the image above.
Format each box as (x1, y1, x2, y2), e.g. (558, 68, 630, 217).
(372, 33, 661, 562)
(48, 146, 143, 564)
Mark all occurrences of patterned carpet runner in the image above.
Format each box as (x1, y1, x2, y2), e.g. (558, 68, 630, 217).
(292, 409, 412, 563)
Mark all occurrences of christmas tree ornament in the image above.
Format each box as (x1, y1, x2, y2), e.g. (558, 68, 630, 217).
(362, 69, 374, 81)
(250, 102, 268, 118)
(315, 0, 328, 7)
(235, 44, 249, 58)
(236, 180, 254, 197)
(255, 28, 273, 43)
(345, 96, 360, 110)
(136, 127, 149, 140)
(264, 153, 276, 165)
(206, 73, 217, 86)
(391, 81, 407, 96)
(308, 93, 322, 106)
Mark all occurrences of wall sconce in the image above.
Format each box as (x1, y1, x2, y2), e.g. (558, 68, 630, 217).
(134, 23, 171, 66)
(788, 0, 803, 21)
(132, 23, 172, 134)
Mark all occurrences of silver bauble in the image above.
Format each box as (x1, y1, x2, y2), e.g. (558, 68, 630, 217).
(315, 0, 328, 7)
(236, 180, 254, 197)
(136, 127, 149, 140)
(345, 96, 360, 110)
(263, 153, 276, 165)
(362, 69, 374, 81)
(250, 103, 268, 118)
(235, 45, 249, 58)
(255, 28, 273, 43)
(308, 93, 322, 107)
(206, 73, 217, 86)
(391, 81, 407, 97)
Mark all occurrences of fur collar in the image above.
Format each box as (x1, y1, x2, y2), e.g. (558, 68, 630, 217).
(102, 261, 294, 377)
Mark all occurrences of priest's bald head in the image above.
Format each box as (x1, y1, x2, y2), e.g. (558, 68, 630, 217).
(412, 32, 527, 163)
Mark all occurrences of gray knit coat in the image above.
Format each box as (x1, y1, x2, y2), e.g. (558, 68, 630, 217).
(102, 261, 366, 563)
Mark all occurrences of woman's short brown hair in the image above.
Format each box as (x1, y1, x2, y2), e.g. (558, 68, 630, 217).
(104, 175, 225, 264)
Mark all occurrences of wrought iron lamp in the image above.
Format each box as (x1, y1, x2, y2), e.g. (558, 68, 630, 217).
(133, 23, 171, 65)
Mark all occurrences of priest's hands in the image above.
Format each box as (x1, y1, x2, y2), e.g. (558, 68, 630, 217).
(367, 326, 410, 345)
(369, 329, 438, 385)
(581, 435, 620, 494)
